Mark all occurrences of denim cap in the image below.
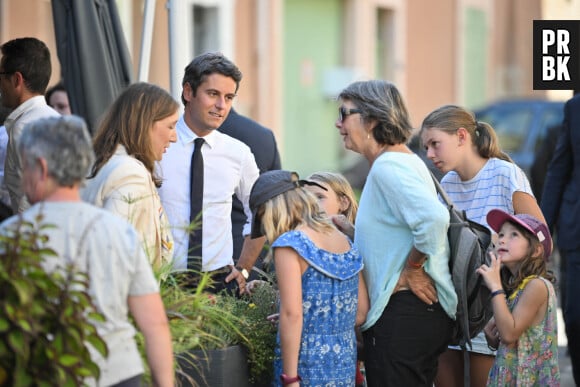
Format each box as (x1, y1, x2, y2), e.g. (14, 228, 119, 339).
(486, 209, 552, 260)
(249, 170, 327, 239)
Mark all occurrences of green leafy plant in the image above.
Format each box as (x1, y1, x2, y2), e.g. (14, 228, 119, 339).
(162, 270, 247, 353)
(136, 263, 278, 386)
(0, 213, 108, 386)
(224, 279, 278, 385)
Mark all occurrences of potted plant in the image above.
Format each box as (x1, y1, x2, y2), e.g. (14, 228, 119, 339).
(0, 214, 107, 386)
(137, 265, 278, 387)
(219, 276, 278, 386)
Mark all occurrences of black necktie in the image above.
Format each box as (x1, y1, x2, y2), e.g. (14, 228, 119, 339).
(188, 137, 205, 270)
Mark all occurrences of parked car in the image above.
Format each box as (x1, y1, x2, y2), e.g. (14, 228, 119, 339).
(473, 99, 565, 177)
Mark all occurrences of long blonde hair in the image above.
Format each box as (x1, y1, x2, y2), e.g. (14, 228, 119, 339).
(307, 171, 358, 224)
(260, 186, 334, 244)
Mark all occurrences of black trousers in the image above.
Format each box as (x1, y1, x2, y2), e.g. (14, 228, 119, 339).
(363, 290, 453, 387)
(176, 266, 239, 295)
(563, 249, 580, 385)
(206, 267, 240, 295)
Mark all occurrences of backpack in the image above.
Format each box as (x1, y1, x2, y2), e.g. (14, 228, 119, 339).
(430, 174, 493, 349)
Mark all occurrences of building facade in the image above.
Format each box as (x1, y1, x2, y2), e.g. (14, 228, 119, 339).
(0, 0, 574, 177)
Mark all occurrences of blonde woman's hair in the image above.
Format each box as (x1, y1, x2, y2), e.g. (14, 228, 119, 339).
(307, 171, 358, 224)
(260, 186, 335, 244)
(420, 104, 512, 163)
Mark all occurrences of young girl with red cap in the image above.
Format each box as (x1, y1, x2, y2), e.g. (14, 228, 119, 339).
(477, 209, 560, 386)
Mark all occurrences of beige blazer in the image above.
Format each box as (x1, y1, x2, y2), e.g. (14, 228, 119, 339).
(82, 145, 174, 268)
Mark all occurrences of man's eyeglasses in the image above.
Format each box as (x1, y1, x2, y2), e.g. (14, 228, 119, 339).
(338, 106, 362, 122)
(0, 71, 13, 79)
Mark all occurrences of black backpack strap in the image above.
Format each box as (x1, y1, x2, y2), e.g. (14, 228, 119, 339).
(430, 171, 453, 207)
(464, 348, 471, 387)
(432, 171, 473, 387)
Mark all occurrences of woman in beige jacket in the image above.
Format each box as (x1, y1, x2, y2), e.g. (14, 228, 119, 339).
(82, 82, 179, 268)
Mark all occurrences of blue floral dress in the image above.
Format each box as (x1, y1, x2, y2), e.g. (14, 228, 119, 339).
(272, 230, 363, 387)
(487, 276, 560, 386)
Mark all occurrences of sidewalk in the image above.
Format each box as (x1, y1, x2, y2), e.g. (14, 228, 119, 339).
(551, 250, 575, 386)
(558, 308, 575, 386)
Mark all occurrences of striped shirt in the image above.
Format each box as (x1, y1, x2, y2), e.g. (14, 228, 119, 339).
(441, 158, 533, 229)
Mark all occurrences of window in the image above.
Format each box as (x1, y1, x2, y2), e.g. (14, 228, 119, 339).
(192, 5, 219, 56)
(376, 8, 394, 80)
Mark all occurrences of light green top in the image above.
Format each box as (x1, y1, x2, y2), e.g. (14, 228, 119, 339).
(356, 152, 457, 330)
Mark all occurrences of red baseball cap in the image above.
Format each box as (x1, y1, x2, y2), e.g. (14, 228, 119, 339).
(486, 209, 552, 260)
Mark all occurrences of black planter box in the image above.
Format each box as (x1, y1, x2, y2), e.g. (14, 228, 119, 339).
(176, 345, 251, 387)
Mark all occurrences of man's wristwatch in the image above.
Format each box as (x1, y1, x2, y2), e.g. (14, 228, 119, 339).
(236, 266, 249, 280)
(280, 374, 301, 385)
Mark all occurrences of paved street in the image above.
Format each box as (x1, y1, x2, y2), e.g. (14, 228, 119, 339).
(558, 308, 575, 386)
(549, 251, 575, 386)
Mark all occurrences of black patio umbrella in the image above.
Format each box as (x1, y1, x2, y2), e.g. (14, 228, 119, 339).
(51, 0, 133, 133)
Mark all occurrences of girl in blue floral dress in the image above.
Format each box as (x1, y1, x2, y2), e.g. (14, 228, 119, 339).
(305, 171, 366, 387)
(248, 170, 369, 387)
(477, 209, 560, 386)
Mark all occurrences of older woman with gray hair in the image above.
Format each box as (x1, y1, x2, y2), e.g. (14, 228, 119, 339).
(1, 116, 174, 387)
(334, 80, 457, 386)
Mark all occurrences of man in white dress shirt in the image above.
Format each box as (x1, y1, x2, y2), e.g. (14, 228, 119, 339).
(0, 37, 59, 213)
(158, 52, 265, 294)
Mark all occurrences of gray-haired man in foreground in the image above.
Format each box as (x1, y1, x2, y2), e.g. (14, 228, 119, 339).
(0, 116, 174, 386)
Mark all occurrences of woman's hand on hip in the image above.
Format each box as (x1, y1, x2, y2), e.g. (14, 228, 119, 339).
(395, 267, 438, 305)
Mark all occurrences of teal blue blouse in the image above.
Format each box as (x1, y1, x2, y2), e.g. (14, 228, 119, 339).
(356, 152, 457, 330)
